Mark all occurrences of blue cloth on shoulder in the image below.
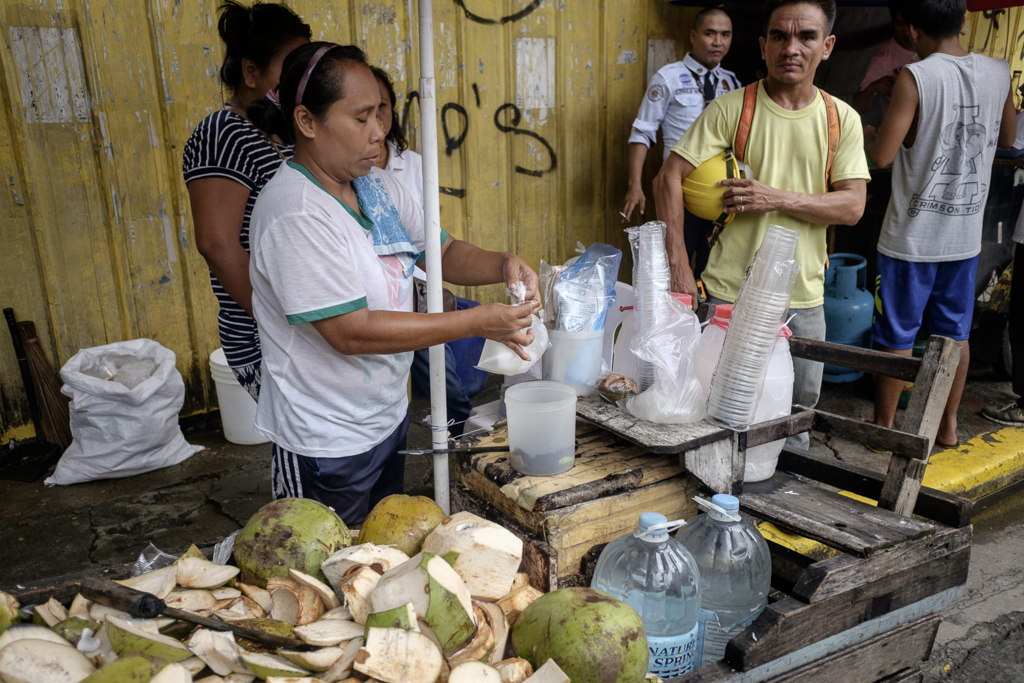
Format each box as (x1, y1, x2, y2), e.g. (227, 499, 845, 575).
(353, 169, 419, 277)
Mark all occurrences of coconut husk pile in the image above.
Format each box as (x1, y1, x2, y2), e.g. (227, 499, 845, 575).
(0, 503, 602, 683)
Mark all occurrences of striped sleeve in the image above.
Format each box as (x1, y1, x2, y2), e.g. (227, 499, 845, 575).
(182, 111, 280, 190)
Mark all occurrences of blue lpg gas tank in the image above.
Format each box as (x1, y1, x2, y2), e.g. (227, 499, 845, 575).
(822, 254, 874, 383)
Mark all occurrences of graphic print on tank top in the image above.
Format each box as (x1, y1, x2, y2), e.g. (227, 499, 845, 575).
(909, 105, 989, 217)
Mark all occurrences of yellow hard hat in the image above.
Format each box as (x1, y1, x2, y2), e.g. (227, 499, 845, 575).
(682, 150, 740, 222)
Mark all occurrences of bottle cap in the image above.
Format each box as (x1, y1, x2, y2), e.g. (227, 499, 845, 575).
(711, 494, 739, 514)
(638, 512, 668, 534)
(714, 304, 733, 320)
(671, 292, 692, 307)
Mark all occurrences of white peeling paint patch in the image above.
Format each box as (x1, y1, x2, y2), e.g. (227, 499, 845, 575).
(97, 112, 114, 160)
(9, 25, 91, 123)
(438, 24, 458, 91)
(515, 37, 555, 113)
(617, 49, 637, 65)
(161, 211, 178, 263)
(647, 39, 678, 84)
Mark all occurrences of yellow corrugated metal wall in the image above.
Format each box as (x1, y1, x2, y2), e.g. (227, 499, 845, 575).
(963, 8, 1024, 103)
(0, 0, 698, 434)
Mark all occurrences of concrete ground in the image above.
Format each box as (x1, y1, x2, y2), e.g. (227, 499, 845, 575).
(1, 368, 1022, 679)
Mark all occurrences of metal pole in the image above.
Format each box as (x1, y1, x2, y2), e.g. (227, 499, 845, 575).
(417, 0, 449, 514)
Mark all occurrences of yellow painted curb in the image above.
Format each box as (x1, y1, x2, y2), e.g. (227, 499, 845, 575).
(757, 426, 1024, 558)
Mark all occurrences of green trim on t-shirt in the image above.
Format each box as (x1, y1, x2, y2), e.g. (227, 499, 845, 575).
(416, 231, 450, 263)
(286, 297, 368, 325)
(287, 160, 373, 231)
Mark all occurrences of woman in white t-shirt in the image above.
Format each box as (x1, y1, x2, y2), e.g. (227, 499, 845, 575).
(248, 42, 539, 525)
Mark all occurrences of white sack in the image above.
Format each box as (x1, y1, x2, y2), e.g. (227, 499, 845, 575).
(46, 339, 203, 485)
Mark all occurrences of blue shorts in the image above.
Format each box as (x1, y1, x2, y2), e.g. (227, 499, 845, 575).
(871, 253, 978, 350)
(271, 411, 409, 527)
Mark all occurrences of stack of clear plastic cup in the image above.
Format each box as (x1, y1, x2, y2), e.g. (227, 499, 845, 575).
(627, 222, 671, 392)
(706, 225, 800, 431)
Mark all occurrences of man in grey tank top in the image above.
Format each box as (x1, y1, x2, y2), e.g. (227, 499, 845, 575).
(864, 0, 1016, 449)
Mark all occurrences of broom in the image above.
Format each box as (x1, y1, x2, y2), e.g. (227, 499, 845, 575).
(17, 321, 72, 451)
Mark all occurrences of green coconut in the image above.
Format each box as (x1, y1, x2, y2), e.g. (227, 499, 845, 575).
(510, 587, 648, 683)
(357, 494, 446, 557)
(0, 591, 21, 636)
(232, 618, 296, 653)
(79, 655, 159, 683)
(233, 498, 352, 587)
(53, 616, 102, 646)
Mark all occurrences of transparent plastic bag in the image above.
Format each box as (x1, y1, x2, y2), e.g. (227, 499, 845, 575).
(132, 542, 178, 577)
(551, 243, 622, 332)
(622, 291, 705, 423)
(213, 530, 241, 565)
(476, 316, 549, 375)
(539, 260, 566, 327)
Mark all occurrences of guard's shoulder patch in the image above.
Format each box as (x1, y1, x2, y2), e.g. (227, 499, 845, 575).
(648, 84, 665, 102)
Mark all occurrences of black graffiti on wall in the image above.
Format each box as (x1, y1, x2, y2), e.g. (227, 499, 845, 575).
(452, 0, 541, 26)
(980, 10, 1006, 52)
(399, 84, 557, 196)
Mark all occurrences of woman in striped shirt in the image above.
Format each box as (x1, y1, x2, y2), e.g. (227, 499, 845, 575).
(182, 1, 310, 401)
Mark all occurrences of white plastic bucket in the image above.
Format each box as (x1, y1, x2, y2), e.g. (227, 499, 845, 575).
(542, 328, 605, 396)
(505, 381, 577, 476)
(209, 348, 268, 445)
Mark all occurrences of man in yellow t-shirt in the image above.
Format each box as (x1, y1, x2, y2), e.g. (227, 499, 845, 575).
(654, 0, 869, 447)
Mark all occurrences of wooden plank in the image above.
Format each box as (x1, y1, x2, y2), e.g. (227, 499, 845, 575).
(466, 425, 688, 512)
(667, 661, 738, 683)
(881, 336, 962, 515)
(877, 669, 924, 683)
(788, 338, 920, 382)
(684, 433, 744, 495)
(792, 525, 971, 603)
(739, 475, 936, 556)
(746, 411, 815, 448)
(725, 550, 968, 670)
(577, 394, 729, 454)
(762, 616, 938, 683)
(759, 537, 816, 596)
(776, 449, 973, 528)
(811, 412, 930, 460)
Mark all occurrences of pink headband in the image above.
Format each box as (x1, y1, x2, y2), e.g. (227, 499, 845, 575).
(295, 43, 337, 107)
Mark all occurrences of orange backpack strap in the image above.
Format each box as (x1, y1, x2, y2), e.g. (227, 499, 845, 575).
(733, 81, 760, 163)
(821, 90, 841, 188)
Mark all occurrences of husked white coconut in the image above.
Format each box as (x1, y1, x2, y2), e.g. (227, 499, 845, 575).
(288, 568, 342, 609)
(510, 573, 530, 593)
(478, 601, 510, 665)
(354, 627, 442, 683)
(34, 597, 70, 627)
(188, 628, 248, 675)
(524, 659, 570, 683)
(370, 552, 476, 653)
(68, 593, 92, 617)
(166, 589, 218, 612)
(212, 596, 266, 621)
(321, 544, 410, 593)
(211, 587, 242, 600)
(496, 585, 543, 628)
(319, 606, 351, 621)
(337, 566, 380, 625)
(88, 603, 130, 624)
(422, 511, 523, 600)
(320, 636, 362, 683)
(0, 623, 76, 650)
(495, 657, 534, 683)
(179, 656, 207, 676)
(294, 619, 364, 647)
(115, 564, 178, 600)
(150, 662, 194, 683)
(237, 584, 273, 614)
(450, 660, 502, 683)
(0, 638, 95, 683)
(175, 557, 240, 589)
(279, 645, 344, 672)
(268, 576, 324, 625)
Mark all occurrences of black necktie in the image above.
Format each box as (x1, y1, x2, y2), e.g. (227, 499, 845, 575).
(704, 71, 716, 103)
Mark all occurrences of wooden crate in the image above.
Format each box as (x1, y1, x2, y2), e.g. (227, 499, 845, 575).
(451, 422, 699, 590)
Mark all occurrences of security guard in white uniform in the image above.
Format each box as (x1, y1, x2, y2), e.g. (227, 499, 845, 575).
(623, 8, 739, 279)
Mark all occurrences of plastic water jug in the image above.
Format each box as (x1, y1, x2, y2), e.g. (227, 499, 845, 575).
(694, 305, 794, 482)
(822, 253, 874, 383)
(591, 512, 702, 679)
(675, 496, 771, 669)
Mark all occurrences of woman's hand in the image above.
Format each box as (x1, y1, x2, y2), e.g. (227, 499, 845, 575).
(475, 301, 541, 361)
(502, 254, 540, 305)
